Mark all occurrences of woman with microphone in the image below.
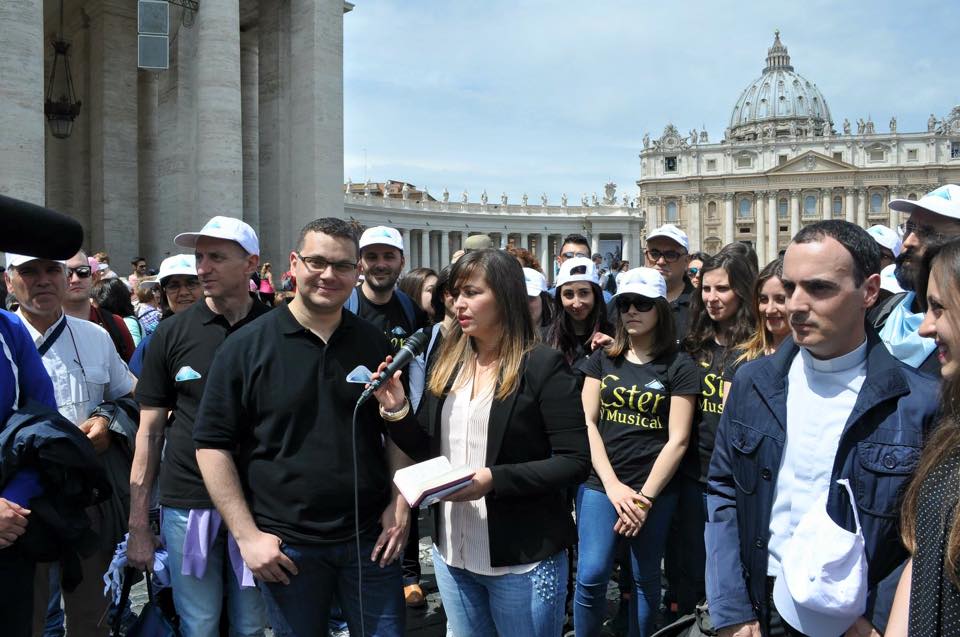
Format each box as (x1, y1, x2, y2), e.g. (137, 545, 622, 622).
(371, 248, 591, 637)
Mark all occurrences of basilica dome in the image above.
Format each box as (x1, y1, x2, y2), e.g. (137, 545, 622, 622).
(727, 32, 832, 141)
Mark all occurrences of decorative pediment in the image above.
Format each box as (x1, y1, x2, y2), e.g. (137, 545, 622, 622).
(765, 150, 855, 175)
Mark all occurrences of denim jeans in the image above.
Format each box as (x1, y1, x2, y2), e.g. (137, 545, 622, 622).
(258, 534, 405, 637)
(432, 545, 568, 637)
(574, 483, 679, 637)
(161, 507, 267, 637)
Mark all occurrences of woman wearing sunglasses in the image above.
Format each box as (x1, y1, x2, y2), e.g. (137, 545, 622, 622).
(574, 267, 698, 637)
(686, 252, 709, 289)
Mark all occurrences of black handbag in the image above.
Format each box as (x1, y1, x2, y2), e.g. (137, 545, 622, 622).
(111, 566, 180, 637)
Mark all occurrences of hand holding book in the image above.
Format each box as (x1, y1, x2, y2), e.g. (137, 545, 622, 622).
(393, 457, 490, 508)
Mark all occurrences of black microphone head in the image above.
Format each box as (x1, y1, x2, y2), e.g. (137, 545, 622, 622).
(401, 327, 431, 357)
(0, 194, 84, 260)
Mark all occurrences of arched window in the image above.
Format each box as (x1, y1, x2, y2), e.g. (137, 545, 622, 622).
(870, 192, 883, 213)
(778, 198, 788, 218)
(804, 195, 817, 217)
(832, 196, 843, 215)
(908, 193, 918, 201)
(707, 201, 717, 219)
(666, 201, 678, 222)
(738, 198, 752, 218)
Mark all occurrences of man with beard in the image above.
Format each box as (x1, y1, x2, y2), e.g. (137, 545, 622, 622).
(870, 184, 960, 374)
(347, 225, 427, 608)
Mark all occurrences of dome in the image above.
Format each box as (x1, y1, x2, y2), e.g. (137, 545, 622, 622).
(728, 32, 832, 141)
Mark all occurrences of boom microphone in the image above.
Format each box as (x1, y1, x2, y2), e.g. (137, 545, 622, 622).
(0, 194, 84, 260)
(358, 328, 431, 406)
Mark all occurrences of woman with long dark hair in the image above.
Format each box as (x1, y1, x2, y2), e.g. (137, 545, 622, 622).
(670, 245, 757, 616)
(524, 267, 553, 329)
(93, 278, 143, 346)
(887, 238, 960, 636)
(574, 267, 698, 637)
(372, 249, 590, 637)
(398, 267, 439, 321)
(545, 257, 612, 370)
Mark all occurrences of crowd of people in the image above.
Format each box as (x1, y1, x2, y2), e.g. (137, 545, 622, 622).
(0, 183, 959, 637)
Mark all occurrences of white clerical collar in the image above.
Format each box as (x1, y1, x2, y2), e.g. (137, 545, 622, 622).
(800, 338, 868, 374)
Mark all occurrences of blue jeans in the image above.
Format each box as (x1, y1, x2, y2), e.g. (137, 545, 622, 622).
(574, 484, 679, 637)
(259, 534, 405, 637)
(432, 545, 567, 637)
(161, 507, 267, 637)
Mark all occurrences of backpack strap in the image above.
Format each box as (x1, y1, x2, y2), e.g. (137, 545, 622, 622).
(869, 291, 907, 330)
(94, 307, 126, 358)
(345, 287, 359, 314)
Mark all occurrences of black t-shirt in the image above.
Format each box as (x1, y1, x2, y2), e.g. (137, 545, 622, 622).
(681, 341, 738, 483)
(671, 280, 695, 339)
(582, 348, 699, 491)
(356, 288, 429, 353)
(135, 299, 270, 509)
(193, 305, 395, 544)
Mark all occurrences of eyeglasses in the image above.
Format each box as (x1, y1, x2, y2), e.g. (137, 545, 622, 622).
(164, 278, 201, 293)
(615, 295, 656, 313)
(296, 253, 358, 275)
(67, 266, 92, 279)
(899, 220, 953, 243)
(687, 267, 700, 277)
(645, 248, 686, 264)
(560, 251, 589, 260)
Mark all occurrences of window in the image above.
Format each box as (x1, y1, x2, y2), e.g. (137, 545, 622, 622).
(779, 225, 789, 232)
(739, 226, 751, 234)
(832, 196, 842, 215)
(666, 201, 678, 221)
(833, 152, 843, 161)
(737, 155, 753, 168)
(778, 198, 788, 218)
(907, 149, 919, 161)
(908, 193, 918, 201)
(869, 148, 885, 162)
(665, 156, 678, 172)
(738, 198, 751, 218)
(952, 142, 960, 159)
(870, 192, 883, 213)
(706, 159, 717, 171)
(707, 201, 717, 219)
(803, 195, 817, 217)
(778, 154, 788, 166)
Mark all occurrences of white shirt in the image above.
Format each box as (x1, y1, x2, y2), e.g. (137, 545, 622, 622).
(17, 310, 135, 426)
(437, 371, 539, 576)
(767, 339, 868, 577)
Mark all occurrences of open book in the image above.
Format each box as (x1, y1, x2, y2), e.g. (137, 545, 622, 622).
(393, 456, 476, 508)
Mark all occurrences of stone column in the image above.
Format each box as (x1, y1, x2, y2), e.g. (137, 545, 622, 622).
(539, 233, 549, 282)
(622, 232, 633, 268)
(196, 0, 243, 220)
(590, 232, 600, 257)
(138, 71, 161, 265)
(0, 0, 44, 203)
(519, 232, 528, 250)
(401, 228, 411, 269)
(440, 230, 450, 267)
(755, 191, 766, 266)
(845, 188, 856, 224)
(420, 230, 430, 270)
(240, 27, 260, 232)
(723, 194, 735, 245)
(888, 188, 900, 228)
(789, 190, 801, 238)
(821, 188, 833, 221)
(857, 189, 867, 228)
(647, 197, 660, 230)
(767, 191, 779, 260)
(686, 194, 702, 251)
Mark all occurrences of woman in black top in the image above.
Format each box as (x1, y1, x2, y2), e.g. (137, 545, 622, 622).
(545, 257, 612, 371)
(888, 238, 960, 636)
(574, 267, 698, 637)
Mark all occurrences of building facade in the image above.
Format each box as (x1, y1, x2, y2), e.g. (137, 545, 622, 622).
(637, 32, 960, 264)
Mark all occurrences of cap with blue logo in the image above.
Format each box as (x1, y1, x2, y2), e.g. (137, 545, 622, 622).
(359, 226, 404, 252)
(174, 216, 260, 256)
(889, 184, 960, 221)
(158, 254, 198, 284)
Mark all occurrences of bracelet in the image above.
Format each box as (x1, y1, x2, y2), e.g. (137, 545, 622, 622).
(639, 490, 656, 502)
(379, 398, 410, 422)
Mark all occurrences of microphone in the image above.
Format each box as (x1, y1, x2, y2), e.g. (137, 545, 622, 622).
(358, 328, 431, 406)
(0, 194, 84, 259)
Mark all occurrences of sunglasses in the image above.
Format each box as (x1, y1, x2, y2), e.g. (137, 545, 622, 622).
(687, 267, 700, 277)
(645, 248, 686, 263)
(615, 295, 656, 313)
(67, 266, 93, 279)
(561, 251, 589, 260)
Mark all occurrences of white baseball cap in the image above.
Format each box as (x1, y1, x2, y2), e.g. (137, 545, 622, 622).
(555, 257, 599, 288)
(772, 479, 867, 636)
(523, 268, 547, 297)
(5, 253, 66, 268)
(158, 254, 197, 284)
(889, 184, 960, 221)
(174, 216, 260, 256)
(613, 267, 667, 300)
(866, 225, 902, 257)
(359, 226, 404, 252)
(646, 223, 690, 252)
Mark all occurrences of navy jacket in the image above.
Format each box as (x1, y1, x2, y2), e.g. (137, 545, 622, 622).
(705, 331, 940, 634)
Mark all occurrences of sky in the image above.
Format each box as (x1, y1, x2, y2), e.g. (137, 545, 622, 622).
(343, 1, 959, 204)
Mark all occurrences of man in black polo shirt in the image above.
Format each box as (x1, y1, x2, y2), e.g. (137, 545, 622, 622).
(194, 217, 410, 636)
(127, 216, 269, 637)
(644, 224, 695, 338)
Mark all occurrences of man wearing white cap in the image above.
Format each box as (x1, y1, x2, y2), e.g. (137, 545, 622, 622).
(707, 221, 939, 637)
(869, 184, 960, 374)
(127, 216, 269, 637)
(644, 224, 695, 337)
(4, 253, 136, 636)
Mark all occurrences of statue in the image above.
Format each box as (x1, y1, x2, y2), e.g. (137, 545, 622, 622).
(928, 113, 938, 132)
(461, 190, 468, 204)
(521, 193, 528, 207)
(889, 116, 897, 133)
(345, 178, 352, 193)
(581, 193, 589, 207)
(540, 193, 548, 207)
(622, 194, 630, 207)
(561, 193, 568, 207)
(500, 192, 508, 206)
(363, 180, 372, 196)
(401, 183, 411, 200)
(806, 118, 815, 138)
(865, 118, 875, 135)
(603, 182, 617, 205)
(843, 118, 851, 135)
(789, 121, 798, 137)
(821, 121, 831, 137)
(689, 129, 698, 145)
(700, 130, 708, 143)
(643, 132, 650, 149)
(480, 190, 488, 205)
(442, 187, 449, 203)
(591, 193, 599, 206)
(857, 118, 865, 134)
